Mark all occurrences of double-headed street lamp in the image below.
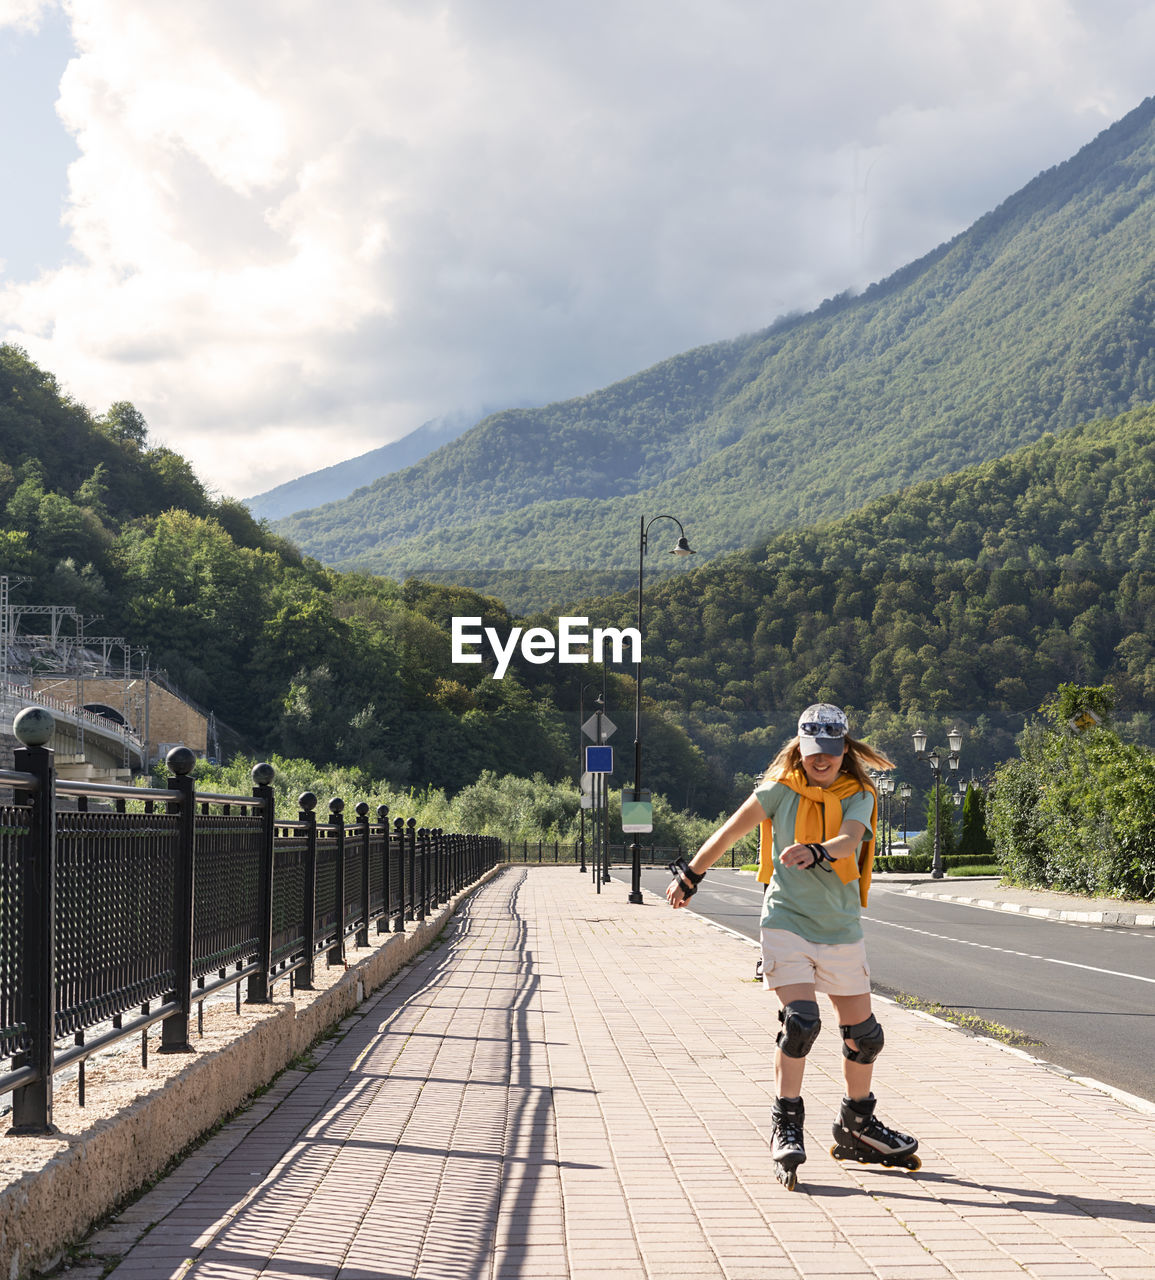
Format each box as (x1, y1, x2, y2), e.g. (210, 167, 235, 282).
(629, 514, 695, 905)
(879, 774, 896, 855)
(912, 725, 963, 879)
(868, 771, 894, 855)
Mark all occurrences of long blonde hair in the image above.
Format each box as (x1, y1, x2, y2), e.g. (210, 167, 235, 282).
(762, 735, 896, 790)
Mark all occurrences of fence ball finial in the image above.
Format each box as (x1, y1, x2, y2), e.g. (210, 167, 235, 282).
(252, 761, 276, 786)
(14, 706, 55, 747)
(166, 746, 196, 776)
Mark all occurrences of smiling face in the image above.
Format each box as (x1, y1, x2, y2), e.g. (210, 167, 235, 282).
(800, 743, 846, 788)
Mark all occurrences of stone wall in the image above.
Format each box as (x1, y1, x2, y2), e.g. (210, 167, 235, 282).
(30, 677, 207, 760)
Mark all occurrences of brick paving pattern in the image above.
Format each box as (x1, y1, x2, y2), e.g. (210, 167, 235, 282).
(85, 867, 1154, 1279)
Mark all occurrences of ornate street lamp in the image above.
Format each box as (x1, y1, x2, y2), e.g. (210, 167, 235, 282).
(880, 775, 896, 854)
(629, 515, 695, 904)
(912, 726, 962, 878)
(899, 781, 912, 849)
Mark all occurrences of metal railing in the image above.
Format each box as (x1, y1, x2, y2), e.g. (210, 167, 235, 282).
(0, 717, 502, 1134)
(500, 839, 750, 869)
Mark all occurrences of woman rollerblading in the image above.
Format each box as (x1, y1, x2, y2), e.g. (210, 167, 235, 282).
(667, 704, 922, 1192)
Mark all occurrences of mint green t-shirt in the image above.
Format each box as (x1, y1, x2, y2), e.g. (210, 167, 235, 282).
(752, 780, 875, 945)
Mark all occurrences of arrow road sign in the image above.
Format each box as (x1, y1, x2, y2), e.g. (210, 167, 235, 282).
(582, 714, 617, 742)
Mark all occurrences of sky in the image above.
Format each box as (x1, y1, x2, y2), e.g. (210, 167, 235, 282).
(2, 1, 1155, 502)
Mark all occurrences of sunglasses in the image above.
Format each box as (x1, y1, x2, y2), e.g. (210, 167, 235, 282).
(799, 722, 847, 737)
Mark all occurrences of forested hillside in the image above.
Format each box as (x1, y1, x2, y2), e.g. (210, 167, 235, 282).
(0, 344, 723, 808)
(275, 95, 1155, 601)
(591, 406, 1155, 790)
(9, 360, 1155, 819)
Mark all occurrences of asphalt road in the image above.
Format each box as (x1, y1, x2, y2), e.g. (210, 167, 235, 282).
(612, 866, 1155, 1103)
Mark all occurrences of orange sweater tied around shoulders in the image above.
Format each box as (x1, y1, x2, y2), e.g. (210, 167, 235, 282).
(756, 766, 878, 906)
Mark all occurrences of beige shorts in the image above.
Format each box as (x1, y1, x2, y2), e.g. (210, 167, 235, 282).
(760, 928, 871, 996)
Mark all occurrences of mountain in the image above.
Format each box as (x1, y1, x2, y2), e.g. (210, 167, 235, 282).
(243, 407, 484, 521)
(274, 95, 1155, 602)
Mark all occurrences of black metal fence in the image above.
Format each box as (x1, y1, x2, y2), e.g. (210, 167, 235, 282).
(0, 731, 501, 1135)
(500, 839, 749, 869)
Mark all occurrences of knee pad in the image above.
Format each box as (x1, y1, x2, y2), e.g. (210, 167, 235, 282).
(841, 1014, 884, 1064)
(776, 1000, 821, 1059)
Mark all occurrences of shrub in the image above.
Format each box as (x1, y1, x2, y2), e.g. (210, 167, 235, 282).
(987, 685, 1155, 901)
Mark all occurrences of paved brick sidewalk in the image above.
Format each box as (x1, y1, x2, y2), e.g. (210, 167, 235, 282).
(86, 867, 1155, 1280)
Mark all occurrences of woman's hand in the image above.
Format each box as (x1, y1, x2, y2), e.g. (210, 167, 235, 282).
(666, 877, 690, 908)
(780, 841, 818, 869)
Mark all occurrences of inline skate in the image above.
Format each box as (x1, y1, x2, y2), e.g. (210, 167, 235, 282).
(830, 1093, 921, 1172)
(771, 1095, 806, 1190)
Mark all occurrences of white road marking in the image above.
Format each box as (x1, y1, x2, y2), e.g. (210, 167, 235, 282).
(668, 873, 1155, 985)
(865, 916, 1155, 986)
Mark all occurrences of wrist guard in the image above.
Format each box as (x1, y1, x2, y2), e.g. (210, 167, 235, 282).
(804, 843, 834, 872)
(668, 856, 704, 897)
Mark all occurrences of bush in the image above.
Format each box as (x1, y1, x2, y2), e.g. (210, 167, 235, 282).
(987, 686, 1155, 901)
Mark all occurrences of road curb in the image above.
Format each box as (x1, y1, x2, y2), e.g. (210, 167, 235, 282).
(903, 885, 1155, 928)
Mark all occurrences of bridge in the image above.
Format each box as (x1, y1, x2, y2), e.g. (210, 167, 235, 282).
(0, 681, 145, 780)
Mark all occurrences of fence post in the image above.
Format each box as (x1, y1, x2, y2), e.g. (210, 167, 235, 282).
(427, 827, 436, 916)
(432, 828, 443, 909)
(412, 819, 420, 921)
(298, 792, 318, 988)
(161, 747, 196, 1054)
(416, 829, 429, 921)
(328, 798, 346, 966)
(9, 708, 57, 1134)
(246, 762, 277, 1003)
(355, 802, 371, 947)
(376, 804, 390, 934)
(392, 817, 406, 931)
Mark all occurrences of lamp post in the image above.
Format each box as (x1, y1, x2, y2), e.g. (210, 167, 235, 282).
(630, 514, 695, 904)
(899, 781, 912, 850)
(912, 725, 963, 879)
(880, 775, 896, 855)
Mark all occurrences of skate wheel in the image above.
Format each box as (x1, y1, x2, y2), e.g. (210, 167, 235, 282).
(778, 1167, 797, 1191)
(829, 1144, 842, 1161)
(904, 1155, 922, 1172)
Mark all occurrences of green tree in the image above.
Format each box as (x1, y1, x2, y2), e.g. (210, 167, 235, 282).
(74, 463, 109, 519)
(989, 684, 1155, 900)
(957, 784, 994, 859)
(100, 400, 149, 448)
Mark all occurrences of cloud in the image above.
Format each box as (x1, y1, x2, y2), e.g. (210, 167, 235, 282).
(0, 0, 53, 29)
(1, 0, 1151, 498)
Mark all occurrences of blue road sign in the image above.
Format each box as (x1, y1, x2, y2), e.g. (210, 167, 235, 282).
(585, 745, 613, 774)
